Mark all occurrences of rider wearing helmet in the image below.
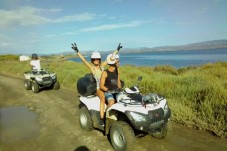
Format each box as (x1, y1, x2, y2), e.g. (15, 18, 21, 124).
(30, 53, 41, 70)
(90, 51, 101, 61)
(72, 43, 122, 127)
(89, 51, 103, 86)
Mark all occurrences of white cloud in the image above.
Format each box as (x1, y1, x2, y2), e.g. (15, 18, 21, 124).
(175, 21, 195, 26)
(46, 34, 57, 38)
(0, 6, 95, 27)
(27, 39, 40, 43)
(63, 32, 77, 36)
(49, 8, 62, 12)
(108, 16, 116, 20)
(80, 21, 144, 32)
(0, 6, 49, 26)
(53, 13, 96, 23)
(0, 41, 10, 47)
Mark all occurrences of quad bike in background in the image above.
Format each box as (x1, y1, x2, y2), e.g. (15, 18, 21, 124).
(24, 69, 60, 93)
(78, 76, 171, 151)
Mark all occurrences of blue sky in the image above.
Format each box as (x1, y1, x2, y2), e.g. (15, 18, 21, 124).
(0, 0, 227, 55)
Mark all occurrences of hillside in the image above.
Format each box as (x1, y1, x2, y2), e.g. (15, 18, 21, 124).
(3, 39, 225, 56)
(122, 39, 227, 53)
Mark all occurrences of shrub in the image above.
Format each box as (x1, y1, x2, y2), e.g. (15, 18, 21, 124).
(0, 54, 19, 61)
(154, 65, 178, 75)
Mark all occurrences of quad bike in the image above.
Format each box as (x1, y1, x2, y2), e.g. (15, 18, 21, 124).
(78, 76, 171, 151)
(24, 69, 60, 93)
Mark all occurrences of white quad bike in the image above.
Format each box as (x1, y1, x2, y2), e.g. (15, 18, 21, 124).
(79, 76, 171, 151)
(24, 69, 60, 93)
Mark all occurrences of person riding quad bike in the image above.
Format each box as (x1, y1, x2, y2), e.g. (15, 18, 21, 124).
(72, 43, 123, 126)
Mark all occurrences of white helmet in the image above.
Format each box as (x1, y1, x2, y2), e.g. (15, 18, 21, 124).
(91, 51, 101, 59)
(106, 54, 116, 65)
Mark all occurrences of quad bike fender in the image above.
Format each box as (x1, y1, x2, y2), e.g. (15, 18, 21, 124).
(79, 96, 101, 111)
(107, 99, 168, 114)
(106, 103, 126, 113)
(107, 103, 150, 115)
(158, 99, 167, 109)
(144, 99, 168, 112)
(24, 73, 32, 79)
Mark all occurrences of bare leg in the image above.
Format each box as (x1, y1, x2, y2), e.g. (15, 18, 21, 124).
(97, 89, 105, 119)
(107, 99, 115, 109)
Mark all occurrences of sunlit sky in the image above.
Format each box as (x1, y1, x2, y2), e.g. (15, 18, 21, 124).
(0, 0, 227, 54)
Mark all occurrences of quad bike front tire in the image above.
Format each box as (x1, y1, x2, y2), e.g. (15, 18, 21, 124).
(53, 81, 60, 90)
(79, 106, 93, 131)
(110, 121, 135, 151)
(24, 79, 31, 90)
(151, 124, 168, 139)
(31, 81, 39, 93)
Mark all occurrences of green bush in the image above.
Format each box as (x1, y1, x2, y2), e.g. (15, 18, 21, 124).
(0, 54, 19, 61)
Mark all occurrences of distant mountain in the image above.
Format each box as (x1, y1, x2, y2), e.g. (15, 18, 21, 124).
(62, 39, 227, 56)
(122, 39, 227, 53)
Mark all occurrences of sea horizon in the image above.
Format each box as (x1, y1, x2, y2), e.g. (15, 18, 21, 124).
(68, 48, 227, 68)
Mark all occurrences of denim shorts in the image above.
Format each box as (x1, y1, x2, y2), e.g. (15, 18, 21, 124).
(105, 92, 115, 102)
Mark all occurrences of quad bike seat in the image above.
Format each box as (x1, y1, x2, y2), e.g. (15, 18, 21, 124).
(30, 69, 46, 74)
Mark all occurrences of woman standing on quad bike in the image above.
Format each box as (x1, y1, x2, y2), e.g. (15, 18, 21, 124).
(71, 43, 122, 126)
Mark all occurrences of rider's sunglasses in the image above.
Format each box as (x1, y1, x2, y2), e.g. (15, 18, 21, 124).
(92, 58, 100, 61)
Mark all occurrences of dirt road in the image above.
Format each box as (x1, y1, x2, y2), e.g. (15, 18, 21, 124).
(0, 74, 226, 151)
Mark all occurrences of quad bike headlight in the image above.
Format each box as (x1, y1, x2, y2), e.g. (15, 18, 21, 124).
(35, 77, 42, 81)
(129, 112, 146, 122)
(51, 75, 56, 79)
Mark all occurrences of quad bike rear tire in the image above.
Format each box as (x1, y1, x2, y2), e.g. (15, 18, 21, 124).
(110, 121, 135, 151)
(53, 81, 60, 90)
(24, 79, 31, 90)
(79, 106, 93, 131)
(31, 81, 39, 93)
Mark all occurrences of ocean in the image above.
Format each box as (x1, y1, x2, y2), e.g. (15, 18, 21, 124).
(68, 48, 227, 68)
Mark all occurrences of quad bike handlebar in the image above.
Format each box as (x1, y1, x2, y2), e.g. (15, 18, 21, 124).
(107, 89, 122, 94)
